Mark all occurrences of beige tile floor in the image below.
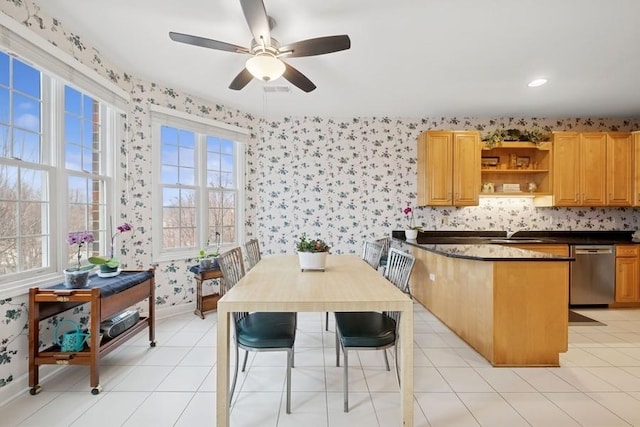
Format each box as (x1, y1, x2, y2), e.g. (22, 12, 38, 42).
(2, 304, 640, 426)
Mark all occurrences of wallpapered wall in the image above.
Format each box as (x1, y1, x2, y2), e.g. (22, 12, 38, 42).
(2, 0, 640, 402)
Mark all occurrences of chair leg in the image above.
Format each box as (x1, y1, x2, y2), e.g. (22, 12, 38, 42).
(241, 350, 249, 372)
(343, 348, 349, 412)
(335, 330, 340, 367)
(382, 348, 390, 371)
(230, 343, 240, 407)
(286, 348, 292, 414)
(325, 312, 329, 331)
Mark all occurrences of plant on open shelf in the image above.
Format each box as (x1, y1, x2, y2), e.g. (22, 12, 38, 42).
(482, 128, 551, 149)
(88, 219, 132, 277)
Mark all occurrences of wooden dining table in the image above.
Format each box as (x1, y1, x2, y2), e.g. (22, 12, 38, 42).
(216, 254, 414, 426)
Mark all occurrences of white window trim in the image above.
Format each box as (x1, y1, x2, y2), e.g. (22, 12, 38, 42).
(0, 13, 130, 111)
(150, 104, 248, 263)
(0, 38, 121, 299)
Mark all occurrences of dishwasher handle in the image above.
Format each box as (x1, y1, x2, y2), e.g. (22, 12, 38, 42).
(573, 246, 613, 255)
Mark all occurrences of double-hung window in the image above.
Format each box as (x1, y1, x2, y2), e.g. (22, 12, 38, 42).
(151, 105, 247, 261)
(0, 20, 125, 295)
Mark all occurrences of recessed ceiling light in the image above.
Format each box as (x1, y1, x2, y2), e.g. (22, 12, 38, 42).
(528, 78, 548, 87)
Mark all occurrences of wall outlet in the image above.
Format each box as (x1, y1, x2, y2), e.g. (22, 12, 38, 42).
(429, 273, 436, 281)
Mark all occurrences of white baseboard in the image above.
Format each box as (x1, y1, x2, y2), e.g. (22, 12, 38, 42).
(0, 302, 198, 408)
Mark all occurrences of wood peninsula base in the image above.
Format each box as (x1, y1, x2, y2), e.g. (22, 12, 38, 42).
(410, 248, 569, 366)
(28, 269, 155, 395)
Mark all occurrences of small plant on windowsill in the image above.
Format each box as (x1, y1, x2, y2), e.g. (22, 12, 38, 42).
(198, 232, 221, 269)
(88, 219, 132, 277)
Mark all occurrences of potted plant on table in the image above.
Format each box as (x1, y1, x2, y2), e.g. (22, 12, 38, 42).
(89, 220, 132, 277)
(65, 230, 96, 288)
(296, 235, 331, 272)
(197, 231, 221, 269)
(403, 204, 422, 240)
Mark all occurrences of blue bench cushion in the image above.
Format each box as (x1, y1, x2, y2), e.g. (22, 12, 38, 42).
(335, 311, 396, 348)
(48, 271, 153, 298)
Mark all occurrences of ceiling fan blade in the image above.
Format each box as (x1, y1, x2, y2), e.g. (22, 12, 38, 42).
(240, 0, 271, 47)
(279, 35, 351, 58)
(169, 32, 249, 54)
(282, 62, 316, 93)
(229, 68, 254, 90)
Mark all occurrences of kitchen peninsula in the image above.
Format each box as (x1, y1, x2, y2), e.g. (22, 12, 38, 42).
(395, 234, 573, 367)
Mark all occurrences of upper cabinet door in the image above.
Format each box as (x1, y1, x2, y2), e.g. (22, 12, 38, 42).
(634, 132, 640, 206)
(580, 133, 607, 206)
(417, 131, 453, 206)
(452, 131, 480, 206)
(606, 133, 633, 206)
(553, 132, 581, 206)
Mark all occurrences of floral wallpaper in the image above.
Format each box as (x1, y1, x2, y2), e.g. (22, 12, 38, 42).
(2, 0, 640, 403)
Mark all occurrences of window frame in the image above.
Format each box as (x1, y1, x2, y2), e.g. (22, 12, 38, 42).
(0, 19, 125, 298)
(150, 105, 247, 263)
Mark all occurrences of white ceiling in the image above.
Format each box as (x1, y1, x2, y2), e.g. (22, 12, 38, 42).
(35, 0, 640, 119)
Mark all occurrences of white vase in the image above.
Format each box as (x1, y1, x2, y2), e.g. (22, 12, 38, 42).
(405, 229, 418, 240)
(298, 251, 328, 271)
(64, 269, 91, 288)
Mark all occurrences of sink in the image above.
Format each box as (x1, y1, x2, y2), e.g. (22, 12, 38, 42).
(490, 238, 547, 244)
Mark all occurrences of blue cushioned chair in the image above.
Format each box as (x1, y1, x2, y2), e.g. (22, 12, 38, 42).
(334, 247, 415, 412)
(325, 240, 385, 331)
(218, 246, 297, 413)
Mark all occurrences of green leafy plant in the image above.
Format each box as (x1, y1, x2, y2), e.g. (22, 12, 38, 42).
(482, 128, 550, 149)
(88, 221, 133, 268)
(296, 235, 330, 253)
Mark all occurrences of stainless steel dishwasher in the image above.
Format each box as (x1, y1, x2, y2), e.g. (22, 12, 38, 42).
(569, 245, 615, 306)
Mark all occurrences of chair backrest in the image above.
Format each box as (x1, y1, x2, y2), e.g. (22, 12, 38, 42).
(218, 246, 248, 322)
(384, 248, 415, 296)
(361, 240, 384, 269)
(218, 247, 245, 296)
(244, 238, 261, 270)
(375, 236, 391, 259)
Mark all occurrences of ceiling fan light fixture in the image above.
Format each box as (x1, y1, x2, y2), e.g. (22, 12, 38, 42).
(246, 53, 285, 82)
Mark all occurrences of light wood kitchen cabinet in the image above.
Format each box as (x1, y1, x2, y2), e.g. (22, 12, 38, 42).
(417, 130, 480, 206)
(553, 132, 606, 206)
(615, 245, 640, 303)
(633, 132, 640, 206)
(606, 132, 632, 206)
(504, 244, 569, 256)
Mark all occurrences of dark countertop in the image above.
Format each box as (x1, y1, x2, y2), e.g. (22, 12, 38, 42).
(392, 230, 639, 262)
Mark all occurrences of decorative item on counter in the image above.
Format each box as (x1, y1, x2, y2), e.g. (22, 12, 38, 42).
(64, 230, 95, 288)
(632, 231, 640, 242)
(296, 234, 330, 271)
(403, 204, 422, 240)
(481, 182, 495, 193)
(527, 182, 538, 192)
(89, 219, 133, 277)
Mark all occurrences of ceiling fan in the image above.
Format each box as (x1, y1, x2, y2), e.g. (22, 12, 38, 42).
(169, 0, 351, 93)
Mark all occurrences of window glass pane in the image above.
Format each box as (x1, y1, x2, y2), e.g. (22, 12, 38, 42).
(13, 60, 40, 98)
(20, 168, 45, 202)
(178, 166, 195, 185)
(0, 52, 8, 87)
(220, 139, 234, 155)
(207, 136, 220, 152)
(179, 146, 194, 168)
(161, 125, 178, 144)
(83, 95, 96, 120)
(21, 236, 45, 270)
(162, 165, 178, 184)
(179, 227, 195, 247)
(13, 93, 40, 132)
(0, 88, 9, 124)
(64, 85, 81, 116)
(179, 130, 195, 148)
(65, 115, 81, 145)
(220, 154, 233, 173)
(65, 143, 82, 171)
(207, 171, 220, 187)
(1, 165, 18, 200)
(20, 202, 44, 235)
(0, 124, 9, 157)
(207, 152, 220, 170)
(13, 129, 40, 163)
(0, 237, 17, 274)
(82, 147, 93, 173)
